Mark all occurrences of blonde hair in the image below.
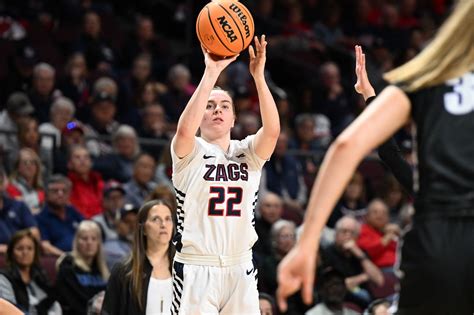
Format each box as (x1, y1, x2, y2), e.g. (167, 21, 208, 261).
(384, 0, 474, 92)
(71, 220, 109, 280)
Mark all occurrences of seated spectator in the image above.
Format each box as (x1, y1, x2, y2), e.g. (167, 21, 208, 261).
(102, 199, 175, 315)
(0, 92, 35, 172)
(28, 63, 62, 124)
(52, 121, 87, 175)
(6, 148, 45, 214)
(261, 130, 307, 216)
(320, 215, 384, 309)
(56, 220, 109, 315)
(68, 145, 104, 218)
(84, 91, 120, 156)
(124, 153, 157, 208)
(380, 175, 410, 222)
(327, 171, 368, 228)
(94, 125, 140, 182)
(0, 230, 61, 314)
(364, 298, 392, 315)
(138, 103, 170, 160)
(0, 169, 40, 254)
(35, 174, 83, 256)
(103, 204, 137, 270)
(254, 192, 284, 258)
(39, 97, 76, 151)
(160, 64, 195, 123)
(357, 199, 399, 270)
(259, 293, 276, 315)
(305, 267, 360, 315)
(92, 180, 126, 241)
(259, 220, 297, 296)
(59, 52, 90, 110)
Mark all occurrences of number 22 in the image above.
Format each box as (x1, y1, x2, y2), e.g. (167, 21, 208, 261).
(208, 186, 243, 217)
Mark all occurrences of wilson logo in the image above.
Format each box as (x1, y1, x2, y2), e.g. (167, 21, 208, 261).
(229, 3, 250, 38)
(217, 16, 237, 43)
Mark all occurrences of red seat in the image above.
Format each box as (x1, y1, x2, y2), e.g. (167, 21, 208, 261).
(40, 255, 59, 284)
(368, 272, 399, 299)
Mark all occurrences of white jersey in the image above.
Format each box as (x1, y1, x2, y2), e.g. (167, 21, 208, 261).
(171, 135, 266, 256)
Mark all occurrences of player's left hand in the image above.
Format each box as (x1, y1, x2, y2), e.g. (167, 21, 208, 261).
(276, 244, 316, 312)
(249, 35, 267, 79)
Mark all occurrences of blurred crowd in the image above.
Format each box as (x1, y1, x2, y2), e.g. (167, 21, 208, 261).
(0, 0, 453, 314)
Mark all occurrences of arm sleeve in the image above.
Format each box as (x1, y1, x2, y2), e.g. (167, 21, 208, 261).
(101, 265, 124, 315)
(366, 96, 414, 194)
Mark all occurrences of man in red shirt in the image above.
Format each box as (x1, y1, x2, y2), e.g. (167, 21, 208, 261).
(67, 144, 104, 218)
(357, 198, 399, 269)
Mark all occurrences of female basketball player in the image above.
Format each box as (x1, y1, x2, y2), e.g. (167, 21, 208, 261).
(171, 35, 279, 314)
(277, 1, 474, 314)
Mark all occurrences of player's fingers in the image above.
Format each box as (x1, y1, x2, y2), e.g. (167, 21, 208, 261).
(302, 273, 315, 305)
(248, 45, 255, 59)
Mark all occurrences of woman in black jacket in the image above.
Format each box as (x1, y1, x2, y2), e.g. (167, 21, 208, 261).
(101, 198, 176, 315)
(0, 229, 60, 314)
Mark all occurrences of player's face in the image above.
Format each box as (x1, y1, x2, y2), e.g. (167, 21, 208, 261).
(145, 204, 174, 246)
(200, 90, 235, 138)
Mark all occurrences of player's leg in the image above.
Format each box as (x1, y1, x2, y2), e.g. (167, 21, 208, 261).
(219, 260, 260, 315)
(171, 262, 220, 315)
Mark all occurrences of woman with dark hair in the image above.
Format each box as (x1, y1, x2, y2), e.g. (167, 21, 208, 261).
(0, 229, 60, 314)
(101, 199, 176, 315)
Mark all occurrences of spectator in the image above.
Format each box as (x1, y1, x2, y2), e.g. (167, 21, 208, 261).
(0, 92, 35, 167)
(327, 171, 368, 228)
(92, 180, 126, 241)
(138, 103, 169, 160)
(94, 125, 140, 182)
(6, 148, 45, 214)
(68, 145, 104, 218)
(56, 220, 109, 315)
(380, 175, 410, 222)
(254, 192, 283, 258)
(52, 121, 87, 175)
(261, 130, 307, 216)
(0, 169, 40, 254)
(357, 199, 399, 269)
(160, 64, 195, 123)
(0, 229, 61, 314)
(259, 293, 276, 315)
(146, 185, 176, 210)
(28, 63, 61, 123)
(75, 11, 115, 73)
(124, 153, 157, 208)
(320, 215, 384, 309)
(35, 174, 83, 255)
(103, 204, 137, 270)
(84, 91, 120, 156)
(259, 220, 297, 296)
(39, 97, 76, 151)
(305, 267, 360, 315)
(59, 52, 90, 110)
(364, 298, 392, 315)
(102, 199, 176, 315)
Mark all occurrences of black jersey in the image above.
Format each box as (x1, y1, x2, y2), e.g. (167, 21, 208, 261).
(405, 71, 474, 214)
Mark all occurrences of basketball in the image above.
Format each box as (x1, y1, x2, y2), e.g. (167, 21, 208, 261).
(196, 0, 255, 57)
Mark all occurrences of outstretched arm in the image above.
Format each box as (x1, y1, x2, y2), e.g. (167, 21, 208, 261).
(277, 85, 411, 311)
(355, 45, 414, 194)
(173, 49, 238, 158)
(250, 35, 280, 160)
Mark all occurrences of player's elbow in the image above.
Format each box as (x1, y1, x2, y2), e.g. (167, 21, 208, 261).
(331, 133, 368, 160)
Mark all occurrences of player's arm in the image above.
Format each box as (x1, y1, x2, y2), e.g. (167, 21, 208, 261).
(355, 45, 413, 194)
(173, 49, 238, 158)
(250, 35, 280, 160)
(277, 86, 411, 310)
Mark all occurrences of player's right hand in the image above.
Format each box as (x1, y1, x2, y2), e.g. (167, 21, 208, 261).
(354, 45, 375, 100)
(201, 45, 239, 74)
(276, 244, 317, 312)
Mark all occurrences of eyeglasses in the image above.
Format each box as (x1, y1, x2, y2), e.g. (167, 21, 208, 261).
(20, 159, 37, 166)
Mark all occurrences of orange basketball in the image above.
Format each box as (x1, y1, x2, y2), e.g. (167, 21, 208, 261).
(196, 0, 255, 57)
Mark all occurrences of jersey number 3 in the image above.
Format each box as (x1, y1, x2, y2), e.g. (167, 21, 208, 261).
(444, 72, 474, 115)
(208, 186, 243, 217)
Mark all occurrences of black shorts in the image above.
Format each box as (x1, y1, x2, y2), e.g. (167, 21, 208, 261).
(397, 217, 474, 315)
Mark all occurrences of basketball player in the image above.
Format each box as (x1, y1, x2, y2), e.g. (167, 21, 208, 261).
(277, 1, 474, 314)
(171, 35, 279, 314)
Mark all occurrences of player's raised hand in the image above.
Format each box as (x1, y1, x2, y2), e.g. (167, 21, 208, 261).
(354, 45, 375, 100)
(201, 45, 239, 74)
(276, 244, 317, 312)
(249, 35, 267, 79)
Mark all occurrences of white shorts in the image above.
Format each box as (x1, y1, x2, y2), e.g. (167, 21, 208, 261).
(171, 252, 259, 315)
